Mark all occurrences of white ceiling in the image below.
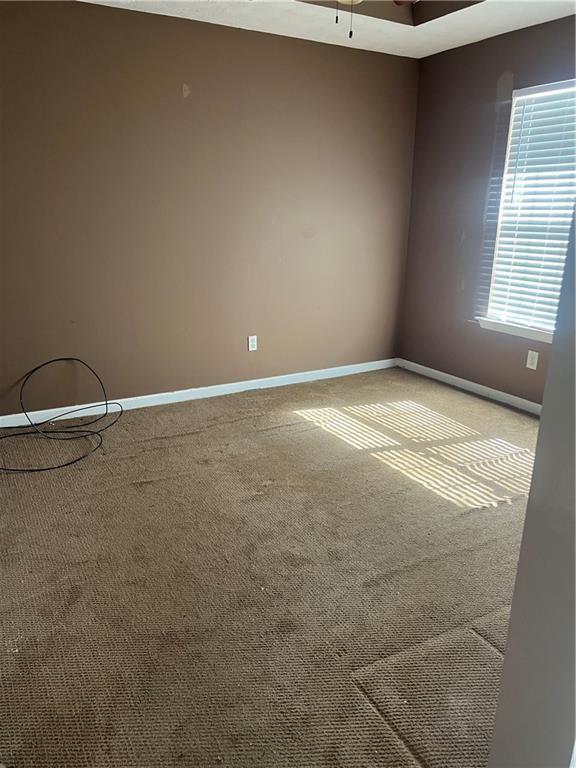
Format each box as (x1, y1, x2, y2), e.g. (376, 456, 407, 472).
(83, 0, 574, 58)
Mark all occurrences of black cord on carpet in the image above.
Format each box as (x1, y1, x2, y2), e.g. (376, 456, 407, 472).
(0, 357, 123, 473)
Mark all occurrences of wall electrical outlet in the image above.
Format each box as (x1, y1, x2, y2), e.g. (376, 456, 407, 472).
(526, 350, 539, 370)
(248, 335, 258, 352)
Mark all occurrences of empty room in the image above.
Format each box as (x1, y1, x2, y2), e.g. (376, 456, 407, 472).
(0, 1, 574, 766)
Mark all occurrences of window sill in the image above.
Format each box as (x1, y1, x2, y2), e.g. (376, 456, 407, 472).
(477, 317, 553, 344)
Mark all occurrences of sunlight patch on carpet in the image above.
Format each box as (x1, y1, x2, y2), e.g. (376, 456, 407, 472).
(296, 403, 534, 509)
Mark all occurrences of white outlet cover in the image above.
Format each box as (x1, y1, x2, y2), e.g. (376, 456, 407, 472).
(248, 335, 258, 352)
(526, 350, 539, 370)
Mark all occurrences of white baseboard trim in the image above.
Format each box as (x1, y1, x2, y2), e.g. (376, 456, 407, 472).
(0, 356, 541, 427)
(0, 358, 398, 428)
(396, 358, 541, 416)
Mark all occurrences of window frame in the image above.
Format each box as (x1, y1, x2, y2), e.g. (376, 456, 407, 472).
(479, 78, 576, 345)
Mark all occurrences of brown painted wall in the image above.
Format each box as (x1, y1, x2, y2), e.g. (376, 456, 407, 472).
(398, 17, 575, 405)
(0, 2, 418, 414)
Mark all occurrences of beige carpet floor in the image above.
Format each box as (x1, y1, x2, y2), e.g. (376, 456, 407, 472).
(0, 369, 539, 767)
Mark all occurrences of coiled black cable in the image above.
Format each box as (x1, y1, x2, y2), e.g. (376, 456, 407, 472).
(0, 358, 123, 473)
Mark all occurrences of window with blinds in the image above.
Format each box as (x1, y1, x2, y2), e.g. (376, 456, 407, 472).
(481, 79, 576, 342)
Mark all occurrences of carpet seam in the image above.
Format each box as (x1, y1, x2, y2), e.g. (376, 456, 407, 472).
(351, 604, 511, 667)
(372, 531, 520, 585)
(352, 678, 429, 768)
(469, 627, 505, 657)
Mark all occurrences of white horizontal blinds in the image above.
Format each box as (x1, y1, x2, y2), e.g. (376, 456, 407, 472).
(487, 80, 576, 332)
